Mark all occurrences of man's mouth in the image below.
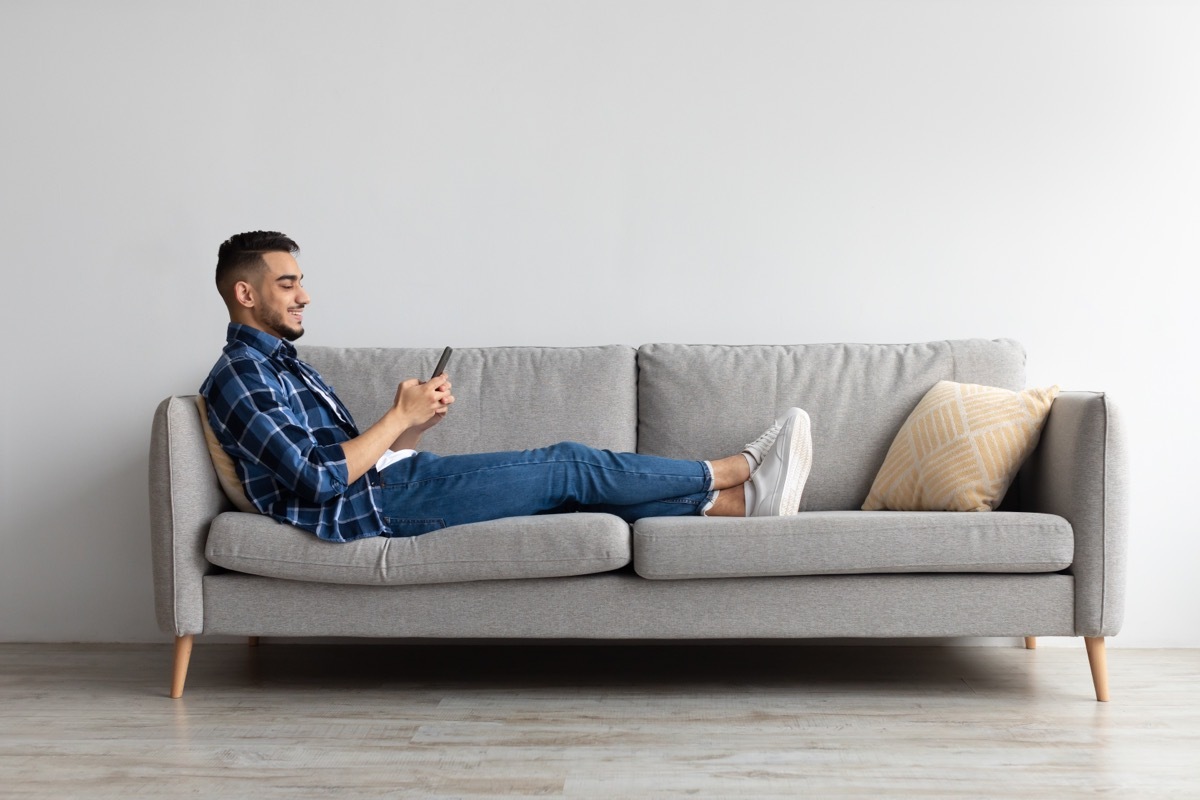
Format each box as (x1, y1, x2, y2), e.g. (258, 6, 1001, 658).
(289, 309, 304, 323)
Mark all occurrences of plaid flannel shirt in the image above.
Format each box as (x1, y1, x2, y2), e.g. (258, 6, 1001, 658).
(199, 323, 387, 542)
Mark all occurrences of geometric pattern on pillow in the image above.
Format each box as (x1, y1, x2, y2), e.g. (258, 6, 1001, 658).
(862, 380, 1060, 512)
(194, 396, 260, 514)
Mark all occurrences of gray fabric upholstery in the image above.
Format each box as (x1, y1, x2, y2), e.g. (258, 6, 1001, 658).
(206, 512, 630, 585)
(149, 397, 227, 636)
(202, 571, 1075, 639)
(632, 511, 1073, 579)
(148, 338, 1125, 650)
(636, 339, 1026, 511)
(1018, 392, 1128, 637)
(297, 345, 639, 454)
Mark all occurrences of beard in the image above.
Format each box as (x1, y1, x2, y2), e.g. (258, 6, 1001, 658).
(257, 305, 305, 342)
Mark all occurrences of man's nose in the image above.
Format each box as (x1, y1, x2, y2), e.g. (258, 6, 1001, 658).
(297, 286, 311, 305)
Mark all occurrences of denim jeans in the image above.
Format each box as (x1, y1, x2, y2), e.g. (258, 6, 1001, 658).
(377, 441, 715, 537)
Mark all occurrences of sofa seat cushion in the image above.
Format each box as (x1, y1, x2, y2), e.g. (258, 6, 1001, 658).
(206, 512, 631, 586)
(632, 511, 1072, 580)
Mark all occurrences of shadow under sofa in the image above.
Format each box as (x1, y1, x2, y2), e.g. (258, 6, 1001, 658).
(149, 339, 1127, 701)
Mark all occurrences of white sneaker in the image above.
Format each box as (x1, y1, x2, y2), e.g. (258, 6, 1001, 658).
(742, 408, 805, 474)
(746, 408, 812, 517)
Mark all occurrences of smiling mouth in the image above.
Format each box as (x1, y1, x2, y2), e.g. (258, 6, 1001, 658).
(289, 309, 304, 323)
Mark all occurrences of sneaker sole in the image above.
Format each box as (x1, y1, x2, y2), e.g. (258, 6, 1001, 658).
(765, 409, 812, 516)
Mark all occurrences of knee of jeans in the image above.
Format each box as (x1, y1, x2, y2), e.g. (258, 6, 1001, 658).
(549, 441, 591, 459)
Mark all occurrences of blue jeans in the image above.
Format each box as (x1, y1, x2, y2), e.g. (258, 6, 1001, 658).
(377, 441, 715, 537)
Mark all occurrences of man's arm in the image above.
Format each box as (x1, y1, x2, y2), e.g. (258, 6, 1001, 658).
(386, 392, 450, 452)
(207, 360, 452, 502)
(344, 376, 453, 483)
(387, 419, 436, 453)
(206, 360, 355, 503)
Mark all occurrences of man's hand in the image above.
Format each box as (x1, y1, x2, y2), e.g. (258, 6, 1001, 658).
(341, 375, 455, 485)
(342, 374, 454, 485)
(393, 374, 454, 434)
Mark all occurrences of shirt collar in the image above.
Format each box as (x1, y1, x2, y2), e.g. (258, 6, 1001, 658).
(225, 322, 297, 361)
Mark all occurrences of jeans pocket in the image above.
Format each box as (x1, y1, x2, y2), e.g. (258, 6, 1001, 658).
(383, 517, 447, 538)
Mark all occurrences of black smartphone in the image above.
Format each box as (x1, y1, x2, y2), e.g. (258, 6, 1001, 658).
(430, 346, 453, 380)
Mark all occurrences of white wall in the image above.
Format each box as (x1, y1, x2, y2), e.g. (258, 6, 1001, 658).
(1, 0, 1196, 645)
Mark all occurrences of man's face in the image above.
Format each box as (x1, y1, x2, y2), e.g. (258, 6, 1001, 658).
(246, 251, 310, 341)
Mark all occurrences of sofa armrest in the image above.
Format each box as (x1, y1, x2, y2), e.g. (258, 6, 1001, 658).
(149, 396, 228, 636)
(1017, 391, 1129, 637)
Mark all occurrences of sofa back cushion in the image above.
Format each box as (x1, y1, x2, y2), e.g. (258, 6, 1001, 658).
(296, 345, 638, 454)
(637, 339, 1026, 511)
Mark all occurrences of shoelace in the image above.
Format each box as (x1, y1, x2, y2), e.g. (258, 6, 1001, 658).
(743, 421, 783, 462)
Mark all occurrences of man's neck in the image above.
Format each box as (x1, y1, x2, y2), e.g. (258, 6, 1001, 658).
(230, 317, 282, 341)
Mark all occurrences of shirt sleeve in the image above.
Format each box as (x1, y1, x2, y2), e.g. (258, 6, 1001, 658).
(204, 357, 351, 504)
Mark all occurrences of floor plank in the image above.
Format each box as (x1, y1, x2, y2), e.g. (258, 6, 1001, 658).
(2, 643, 1198, 798)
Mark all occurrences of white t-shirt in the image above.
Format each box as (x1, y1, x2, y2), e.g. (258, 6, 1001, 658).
(375, 448, 416, 472)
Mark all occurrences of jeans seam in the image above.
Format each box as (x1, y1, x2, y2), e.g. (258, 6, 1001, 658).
(382, 457, 708, 491)
(660, 496, 703, 506)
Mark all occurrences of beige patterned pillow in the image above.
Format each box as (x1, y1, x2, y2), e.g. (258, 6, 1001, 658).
(862, 380, 1060, 512)
(194, 396, 260, 514)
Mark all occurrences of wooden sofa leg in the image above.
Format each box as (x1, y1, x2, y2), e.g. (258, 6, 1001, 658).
(1085, 636, 1110, 702)
(1025, 637, 1037, 649)
(171, 634, 194, 699)
(248, 636, 259, 647)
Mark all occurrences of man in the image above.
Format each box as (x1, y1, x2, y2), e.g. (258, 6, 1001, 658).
(200, 231, 812, 543)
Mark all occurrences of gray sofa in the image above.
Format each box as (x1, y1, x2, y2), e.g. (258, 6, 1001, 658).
(149, 338, 1127, 700)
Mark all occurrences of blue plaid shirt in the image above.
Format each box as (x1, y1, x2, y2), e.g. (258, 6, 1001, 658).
(199, 323, 387, 542)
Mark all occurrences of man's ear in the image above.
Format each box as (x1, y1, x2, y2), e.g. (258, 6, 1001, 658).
(233, 280, 256, 308)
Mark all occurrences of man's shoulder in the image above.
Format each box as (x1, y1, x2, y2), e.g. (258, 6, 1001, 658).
(200, 340, 282, 396)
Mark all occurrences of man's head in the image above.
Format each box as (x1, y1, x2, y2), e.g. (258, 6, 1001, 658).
(215, 231, 308, 341)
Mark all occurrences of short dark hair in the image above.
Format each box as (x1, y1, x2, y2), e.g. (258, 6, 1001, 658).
(215, 231, 299, 302)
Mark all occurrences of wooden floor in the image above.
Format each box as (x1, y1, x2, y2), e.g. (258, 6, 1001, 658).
(2, 642, 1199, 798)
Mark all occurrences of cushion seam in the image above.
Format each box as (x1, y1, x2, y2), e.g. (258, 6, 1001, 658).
(207, 554, 626, 568)
(634, 527, 1070, 541)
(1099, 392, 1109, 635)
(165, 401, 181, 635)
(639, 561, 1072, 577)
(637, 561, 1071, 569)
